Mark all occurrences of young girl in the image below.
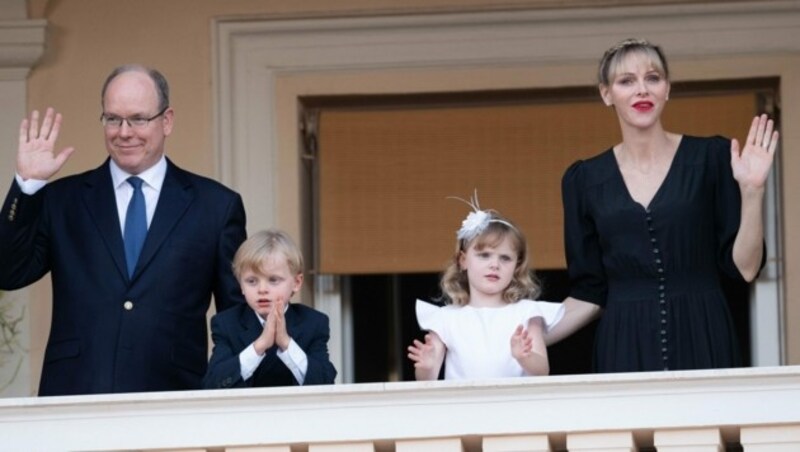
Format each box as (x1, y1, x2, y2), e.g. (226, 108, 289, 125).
(407, 195, 564, 380)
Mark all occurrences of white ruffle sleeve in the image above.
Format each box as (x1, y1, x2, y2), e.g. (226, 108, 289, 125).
(517, 299, 565, 332)
(415, 299, 445, 335)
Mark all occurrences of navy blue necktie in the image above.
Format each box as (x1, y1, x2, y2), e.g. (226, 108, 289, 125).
(124, 177, 147, 277)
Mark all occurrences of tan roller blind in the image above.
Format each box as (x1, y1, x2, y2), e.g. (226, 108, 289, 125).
(318, 92, 756, 274)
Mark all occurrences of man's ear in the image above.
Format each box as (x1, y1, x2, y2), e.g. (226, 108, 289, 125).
(162, 107, 175, 136)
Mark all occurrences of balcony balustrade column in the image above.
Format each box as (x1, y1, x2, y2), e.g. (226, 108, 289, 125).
(566, 431, 636, 452)
(653, 427, 723, 451)
(395, 437, 464, 451)
(482, 434, 552, 451)
(309, 442, 376, 451)
(740, 424, 800, 451)
(226, 446, 291, 451)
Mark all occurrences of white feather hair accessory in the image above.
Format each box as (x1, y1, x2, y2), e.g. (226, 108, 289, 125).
(449, 190, 514, 241)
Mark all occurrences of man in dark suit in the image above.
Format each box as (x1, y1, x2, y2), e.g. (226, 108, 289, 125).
(0, 65, 247, 396)
(203, 229, 336, 388)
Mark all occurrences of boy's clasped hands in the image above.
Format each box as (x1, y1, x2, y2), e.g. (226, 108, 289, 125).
(253, 297, 291, 355)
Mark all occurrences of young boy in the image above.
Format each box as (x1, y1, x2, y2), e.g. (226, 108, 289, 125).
(203, 229, 337, 388)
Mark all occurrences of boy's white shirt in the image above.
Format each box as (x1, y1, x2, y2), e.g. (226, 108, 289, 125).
(239, 306, 309, 384)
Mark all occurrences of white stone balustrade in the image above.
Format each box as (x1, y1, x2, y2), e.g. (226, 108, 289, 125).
(1, 366, 799, 451)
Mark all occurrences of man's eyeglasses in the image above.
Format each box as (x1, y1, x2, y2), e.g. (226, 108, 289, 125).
(100, 106, 168, 129)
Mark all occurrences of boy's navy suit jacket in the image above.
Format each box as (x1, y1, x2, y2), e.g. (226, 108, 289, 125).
(203, 302, 337, 388)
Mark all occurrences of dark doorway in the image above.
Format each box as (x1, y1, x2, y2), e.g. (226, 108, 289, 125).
(350, 269, 751, 382)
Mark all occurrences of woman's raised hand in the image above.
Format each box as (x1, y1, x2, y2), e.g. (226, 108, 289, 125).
(731, 114, 779, 193)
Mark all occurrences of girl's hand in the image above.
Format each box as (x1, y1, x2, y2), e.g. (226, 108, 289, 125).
(731, 114, 779, 193)
(407, 332, 445, 380)
(512, 318, 550, 376)
(510, 324, 533, 360)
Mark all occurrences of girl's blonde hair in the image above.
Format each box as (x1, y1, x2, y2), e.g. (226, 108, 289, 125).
(232, 229, 304, 279)
(597, 38, 670, 86)
(440, 210, 540, 306)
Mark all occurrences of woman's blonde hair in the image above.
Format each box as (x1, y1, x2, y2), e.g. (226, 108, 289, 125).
(439, 210, 540, 306)
(597, 38, 669, 86)
(232, 229, 304, 279)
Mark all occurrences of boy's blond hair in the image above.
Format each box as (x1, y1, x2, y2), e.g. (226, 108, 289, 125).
(232, 229, 304, 279)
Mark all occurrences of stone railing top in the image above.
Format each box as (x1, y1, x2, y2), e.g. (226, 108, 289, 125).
(1, 365, 799, 451)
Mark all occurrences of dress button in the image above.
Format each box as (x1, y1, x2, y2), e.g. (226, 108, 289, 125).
(653, 248, 660, 254)
(651, 238, 657, 243)
(661, 319, 667, 324)
(123, 300, 134, 310)
(659, 299, 666, 305)
(661, 310, 667, 315)
(660, 329, 666, 335)
(662, 347, 668, 353)
(659, 285, 665, 290)
(661, 338, 667, 343)
(657, 268, 664, 273)
(660, 293, 665, 298)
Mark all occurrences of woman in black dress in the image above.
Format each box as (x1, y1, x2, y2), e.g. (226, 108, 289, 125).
(546, 38, 779, 372)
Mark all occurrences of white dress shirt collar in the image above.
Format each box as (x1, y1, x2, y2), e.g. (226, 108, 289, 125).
(109, 156, 167, 191)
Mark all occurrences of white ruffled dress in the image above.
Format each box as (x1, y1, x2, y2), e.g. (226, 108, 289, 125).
(415, 299, 564, 380)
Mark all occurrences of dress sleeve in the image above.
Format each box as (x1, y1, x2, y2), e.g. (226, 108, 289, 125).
(709, 136, 767, 280)
(519, 300, 565, 332)
(562, 160, 608, 306)
(416, 299, 448, 344)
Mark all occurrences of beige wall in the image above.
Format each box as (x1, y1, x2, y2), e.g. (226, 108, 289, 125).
(24, 0, 754, 179)
(13, 0, 800, 394)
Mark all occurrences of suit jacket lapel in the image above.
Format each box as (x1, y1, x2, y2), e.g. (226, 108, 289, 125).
(238, 306, 264, 348)
(131, 159, 195, 280)
(81, 160, 128, 279)
(284, 304, 299, 338)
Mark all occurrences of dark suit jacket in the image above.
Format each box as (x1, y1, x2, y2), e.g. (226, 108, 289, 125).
(203, 303, 337, 388)
(0, 158, 247, 396)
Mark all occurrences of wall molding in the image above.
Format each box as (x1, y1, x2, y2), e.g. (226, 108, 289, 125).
(214, 0, 800, 230)
(0, 19, 46, 79)
(0, 12, 46, 397)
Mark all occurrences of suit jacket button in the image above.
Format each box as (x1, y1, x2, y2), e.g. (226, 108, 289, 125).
(123, 301, 134, 310)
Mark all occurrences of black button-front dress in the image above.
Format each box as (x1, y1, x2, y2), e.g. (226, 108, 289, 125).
(561, 135, 760, 372)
